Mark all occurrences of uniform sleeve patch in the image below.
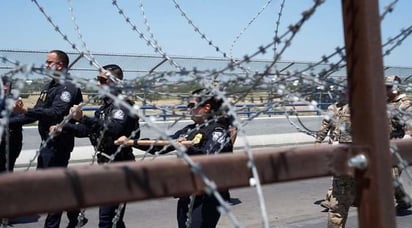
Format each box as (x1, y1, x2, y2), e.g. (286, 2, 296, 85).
(113, 109, 125, 120)
(212, 130, 225, 144)
(60, 91, 72, 103)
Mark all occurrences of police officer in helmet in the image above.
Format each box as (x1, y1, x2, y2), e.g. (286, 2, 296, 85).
(61, 64, 140, 227)
(115, 88, 233, 228)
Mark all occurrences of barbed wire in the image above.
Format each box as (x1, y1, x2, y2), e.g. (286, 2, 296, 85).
(273, 0, 286, 58)
(172, 0, 228, 59)
(1, 0, 412, 227)
(152, 2, 327, 224)
(31, 0, 101, 70)
(31, 0, 126, 86)
(138, 0, 162, 54)
(228, 0, 274, 59)
(111, 0, 182, 70)
(67, 0, 99, 69)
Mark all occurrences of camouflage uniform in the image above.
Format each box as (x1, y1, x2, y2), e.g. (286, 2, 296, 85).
(388, 93, 412, 136)
(324, 104, 356, 228)
(322, 76, 411, 226)
(388, 93, 412, 211)
(316, 103, 340, 211)
(316, 102, 356, 228)
(316, 103, 338, 144)
(325, 92, 412, 225)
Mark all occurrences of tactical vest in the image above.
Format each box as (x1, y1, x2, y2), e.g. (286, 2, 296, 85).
(334, 104, 352, 143)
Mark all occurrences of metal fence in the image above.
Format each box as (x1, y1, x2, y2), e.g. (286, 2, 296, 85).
(82, 102, 324, 121)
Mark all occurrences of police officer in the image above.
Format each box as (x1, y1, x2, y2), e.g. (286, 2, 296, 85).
(13, 50, 84, 228)
(0, 76, 28, 172)
(61, 64, 139, 228)
(115, 88, 233, 228)
(385, 75, 412, 212)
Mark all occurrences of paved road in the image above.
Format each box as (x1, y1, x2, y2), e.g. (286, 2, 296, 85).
(16, 116, 322, 167)
(20, 116, 323, 150)
(8, 176, 412, 227)
(10, 116, 412, 227)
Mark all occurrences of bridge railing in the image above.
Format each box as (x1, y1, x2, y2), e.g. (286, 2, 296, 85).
(82, 102, 327, 120)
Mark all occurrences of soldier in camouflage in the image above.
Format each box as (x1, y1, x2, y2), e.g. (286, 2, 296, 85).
(316, 103, 339, 144)
(315, 102, 344, 211)
(316, 102, 352, 144)
(315, 76, 412, 226)
(316, 97, 356, 227)
(385, 75, 412, 212)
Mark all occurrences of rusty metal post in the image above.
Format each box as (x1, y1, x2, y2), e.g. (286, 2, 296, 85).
(0, 144, 358, 218)
(341, 0, 396, 227)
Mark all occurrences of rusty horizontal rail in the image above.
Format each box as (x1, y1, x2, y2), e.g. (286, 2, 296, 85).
(0, 140, 411, 218)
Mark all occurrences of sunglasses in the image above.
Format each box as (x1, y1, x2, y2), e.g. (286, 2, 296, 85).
(187, 103, 196, 109)
(187, 102, 204, 109)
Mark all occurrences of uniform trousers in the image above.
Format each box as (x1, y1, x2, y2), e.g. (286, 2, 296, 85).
(0, 130, 22, 172)
(328, 175, 356, 228)
(96, 150, 133, 228)
(177, 191, 230, 228)
(99, 204, 126, 228)
(393, 166, 410, 209)
(38, 138, 81, 228)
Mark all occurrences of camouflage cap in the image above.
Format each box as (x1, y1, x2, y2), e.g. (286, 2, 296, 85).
(385, 75, 401, 86)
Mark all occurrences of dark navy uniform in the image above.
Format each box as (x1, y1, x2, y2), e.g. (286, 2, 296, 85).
(24, 79, 82, 228)
(0, 99, 35, 172)
(136, 118, 232, 228)
(0, 76, 36, 172)
(25, 79, 83, 168)
(140, 119, 232, 156)
(65, 96, 139, 228)
(66, 97, 139, 163)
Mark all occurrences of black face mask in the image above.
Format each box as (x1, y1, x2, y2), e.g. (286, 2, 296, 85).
(96, 76, 109, 84)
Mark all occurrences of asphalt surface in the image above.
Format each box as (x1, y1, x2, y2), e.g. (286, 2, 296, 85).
(7, 116, 412, 227)
(20, 116, 323, 150)
(15, 117, 321, 167)
(7, 176, 412, 227)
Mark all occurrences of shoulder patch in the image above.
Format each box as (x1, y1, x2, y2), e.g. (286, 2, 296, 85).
(212, 130, 225, 144)
(60, 91, 72, 103)
(112, 109, 125, 120)
(192, 133, 203, 145)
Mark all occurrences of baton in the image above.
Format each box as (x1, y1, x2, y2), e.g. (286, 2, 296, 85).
(114, 139, 193, 147)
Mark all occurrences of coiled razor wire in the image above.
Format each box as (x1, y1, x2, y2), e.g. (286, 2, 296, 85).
(0, 0, 411, 227)
(229, 0, 274, 59)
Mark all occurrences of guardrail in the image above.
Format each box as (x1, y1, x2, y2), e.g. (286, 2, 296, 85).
(82, 102, 329, 120)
